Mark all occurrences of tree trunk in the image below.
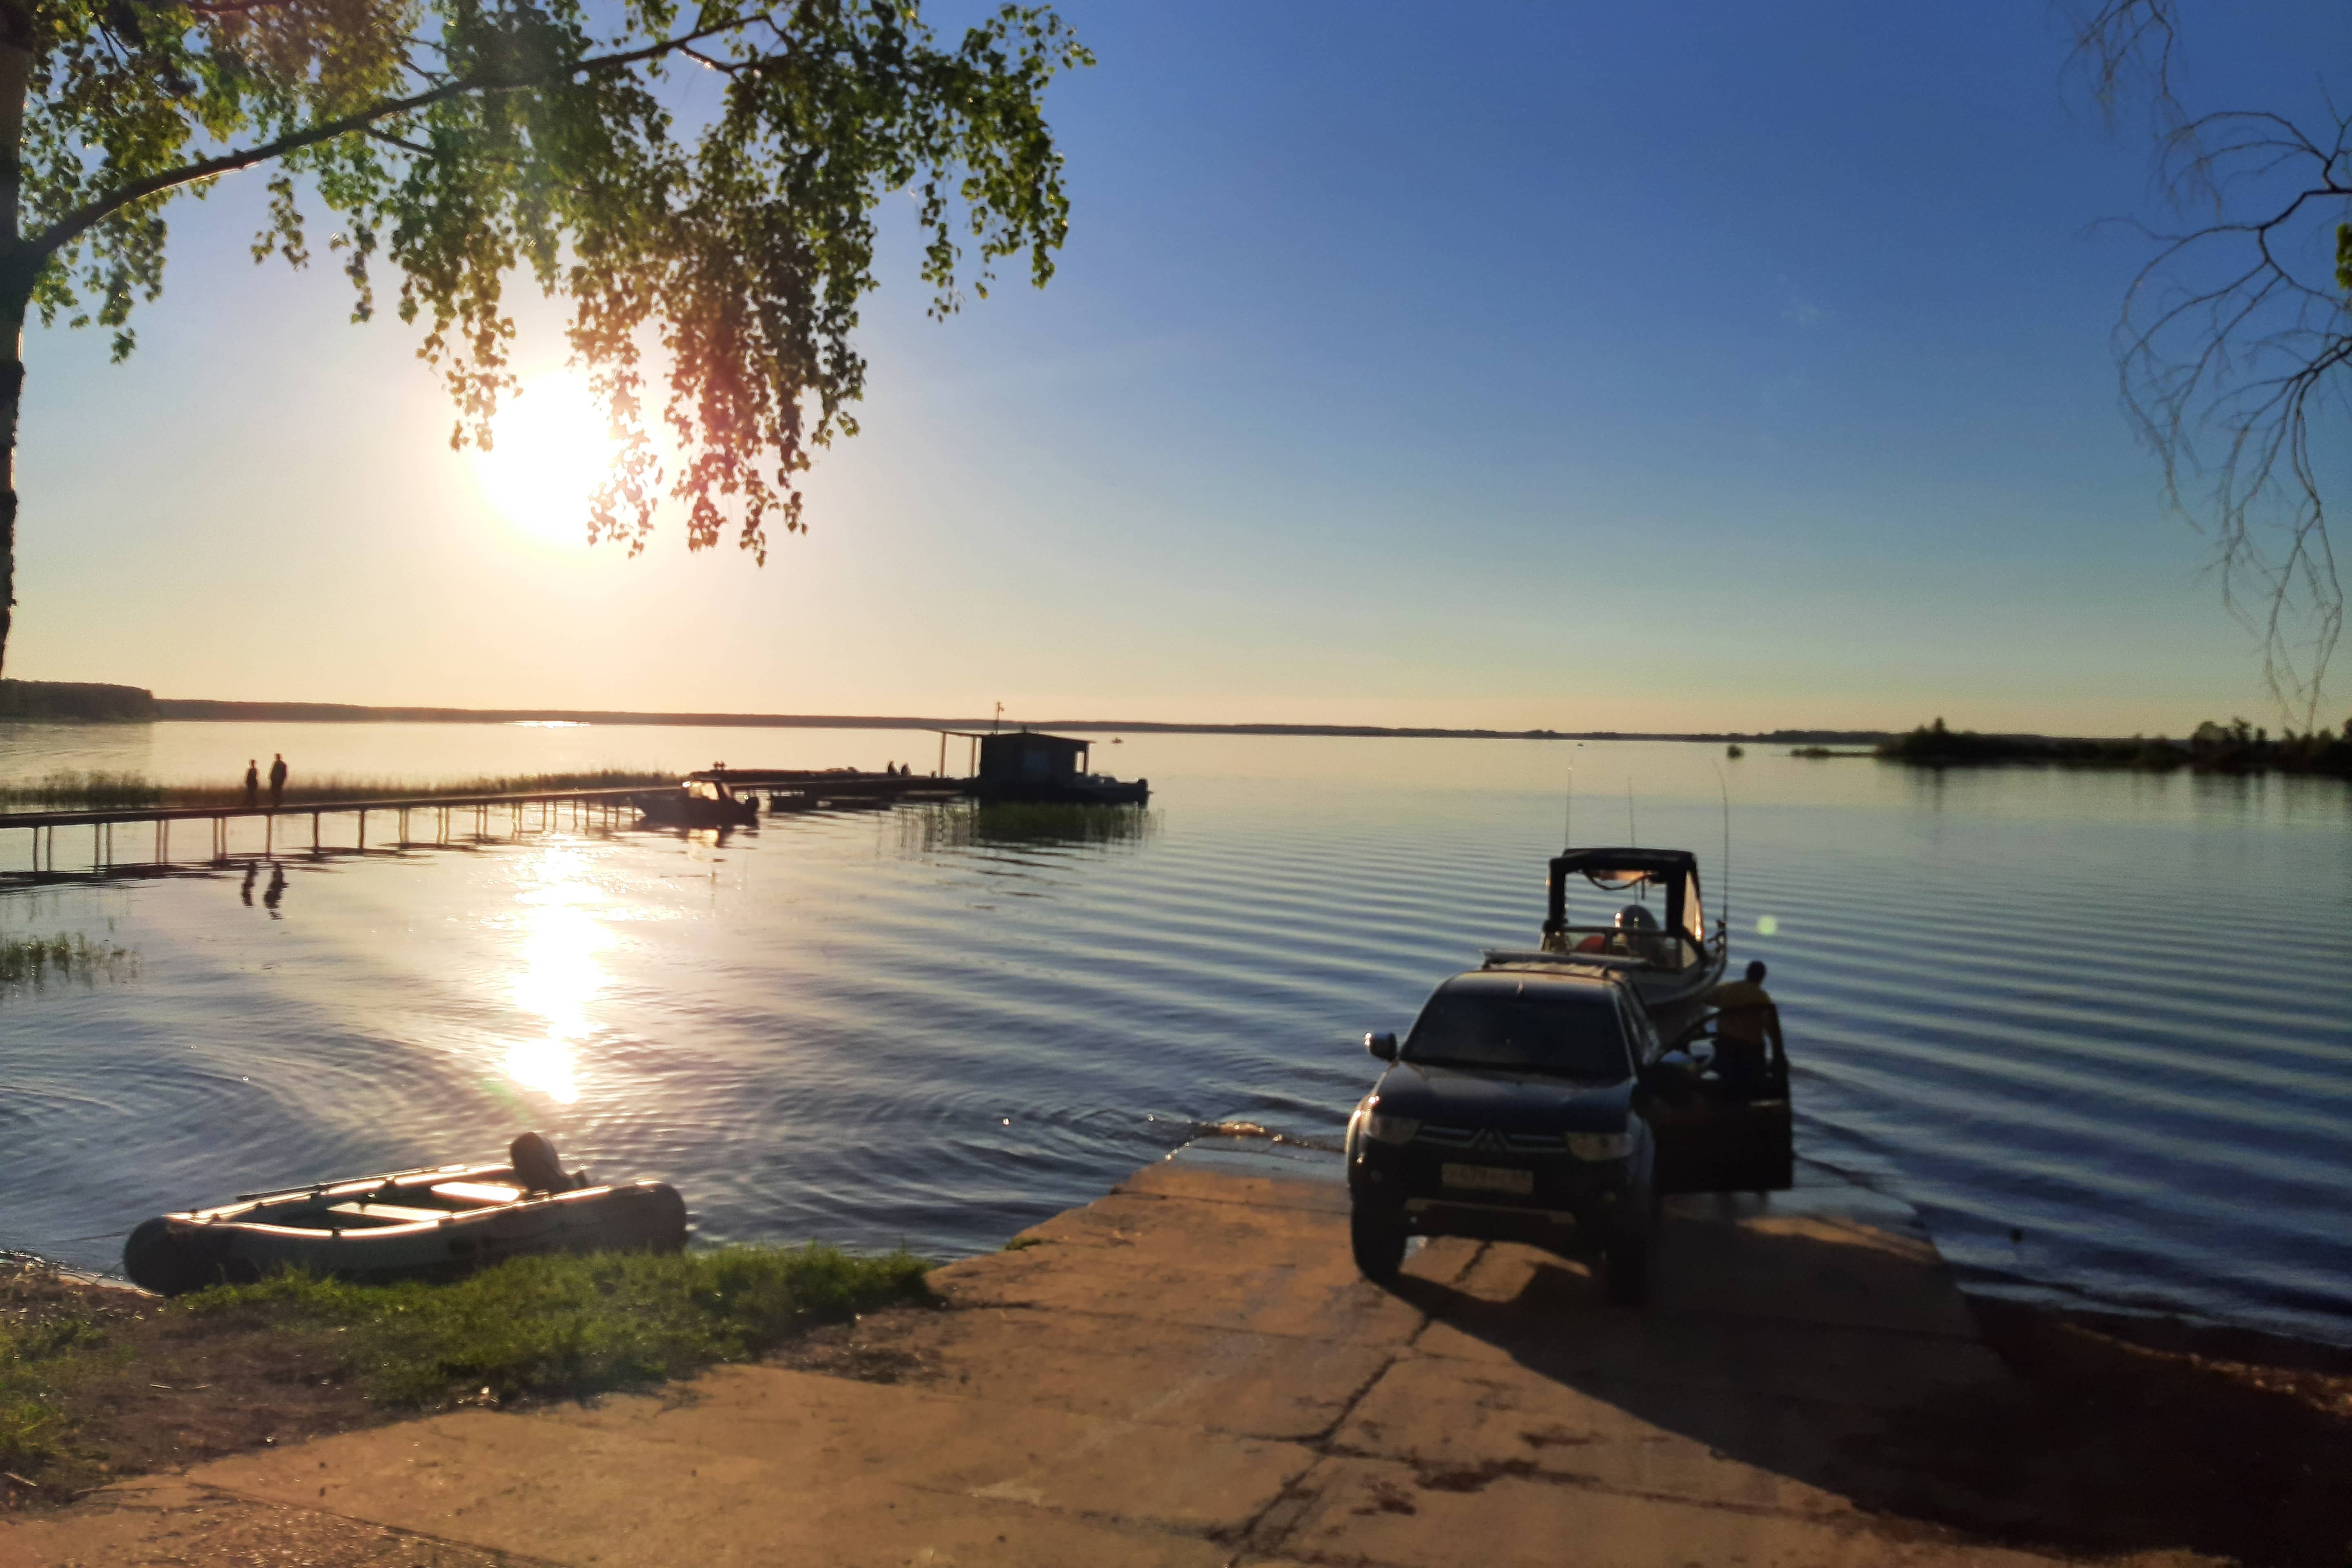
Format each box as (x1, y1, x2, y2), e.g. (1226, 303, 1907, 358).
(0, 290, 21, 679)
(0, 0, 31, 677)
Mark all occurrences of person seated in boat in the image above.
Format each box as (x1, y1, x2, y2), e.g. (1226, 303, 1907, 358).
(509, 1131, 579, 1194)
(1570, 904, 1657, 956)
(1613, 903, 1666, 962)
(1701, 961, 1782, 1093)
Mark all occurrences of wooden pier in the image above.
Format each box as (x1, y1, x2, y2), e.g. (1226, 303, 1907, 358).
(691, 767, 965, 808)
(0, 786, 657, 879)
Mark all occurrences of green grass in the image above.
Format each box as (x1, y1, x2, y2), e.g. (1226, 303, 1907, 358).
(0, 1309, 107, 1477)
(0, 767, 676, 813)
(182, 1245, 933, 1407)
(0, 933, 138, 995)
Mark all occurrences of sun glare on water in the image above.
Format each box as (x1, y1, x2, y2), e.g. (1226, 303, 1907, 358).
(470, 372, 619, 546)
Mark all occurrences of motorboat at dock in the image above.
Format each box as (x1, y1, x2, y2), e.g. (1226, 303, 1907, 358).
(122, 1134, 687, 1296)
(634, 777, 760, 828)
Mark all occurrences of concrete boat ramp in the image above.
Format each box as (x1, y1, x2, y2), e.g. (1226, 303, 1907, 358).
(3, 1152, 2212, 1567)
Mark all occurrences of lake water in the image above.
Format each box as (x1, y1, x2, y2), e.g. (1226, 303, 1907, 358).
(2, 722, 2346, 1345)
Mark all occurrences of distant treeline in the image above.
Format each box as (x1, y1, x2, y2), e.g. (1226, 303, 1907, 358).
(0, 680, 155, 722)
(1879, 717, 2352, 778)
(31, 691, 1899, 745)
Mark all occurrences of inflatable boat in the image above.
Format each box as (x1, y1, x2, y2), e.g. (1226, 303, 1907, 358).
(122, 1134, 688, 1296)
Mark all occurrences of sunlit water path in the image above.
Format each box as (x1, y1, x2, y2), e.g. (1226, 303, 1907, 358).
(2, 724, 2346, 1345)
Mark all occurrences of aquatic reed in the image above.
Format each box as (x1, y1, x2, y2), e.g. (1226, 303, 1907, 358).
(0, 934, 137, 995)
(0, 770, 162, 810)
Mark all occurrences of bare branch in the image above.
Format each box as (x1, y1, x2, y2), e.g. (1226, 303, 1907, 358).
(2076, 0, 2350, 728)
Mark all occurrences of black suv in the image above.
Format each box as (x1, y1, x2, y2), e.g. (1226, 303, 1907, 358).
(1346, 964, 1791, 1303)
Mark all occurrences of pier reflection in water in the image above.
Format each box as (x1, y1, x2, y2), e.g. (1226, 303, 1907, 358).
(0, 726, 2345, 1348)
(898, 802, 1157, 854)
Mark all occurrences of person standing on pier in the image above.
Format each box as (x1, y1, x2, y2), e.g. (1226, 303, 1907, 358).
(243, 760, 260, 809)
(267, 753, 288, 808)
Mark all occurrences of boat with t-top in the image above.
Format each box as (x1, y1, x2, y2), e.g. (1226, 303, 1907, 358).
(1480, 846, 1727, 1029)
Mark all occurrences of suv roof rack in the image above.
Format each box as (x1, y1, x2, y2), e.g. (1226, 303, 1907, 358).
(1479, 949, 1629, 977)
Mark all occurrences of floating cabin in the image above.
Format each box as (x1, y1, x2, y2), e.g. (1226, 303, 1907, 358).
(967, 730, 1149, 806)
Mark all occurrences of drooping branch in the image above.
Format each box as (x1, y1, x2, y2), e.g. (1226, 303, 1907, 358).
(0, 0, 1088, 679)
(18, 14, 755, 271)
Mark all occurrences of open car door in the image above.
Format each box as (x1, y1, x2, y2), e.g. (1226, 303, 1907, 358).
(1642, 1014, 1793, 1195)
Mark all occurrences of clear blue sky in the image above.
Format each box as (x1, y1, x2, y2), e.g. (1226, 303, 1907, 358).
(11, 0, 2344, 733)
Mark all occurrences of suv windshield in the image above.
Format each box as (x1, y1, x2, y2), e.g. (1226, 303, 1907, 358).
(1402, 982, 1631, 1080)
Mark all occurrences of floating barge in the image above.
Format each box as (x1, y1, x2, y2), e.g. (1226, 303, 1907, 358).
(958, 729, 1150, 806)
(699, 729, 1149, 810)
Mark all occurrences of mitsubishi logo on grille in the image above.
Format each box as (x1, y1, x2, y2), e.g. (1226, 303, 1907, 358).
(1470, 1128, 1508, 1154)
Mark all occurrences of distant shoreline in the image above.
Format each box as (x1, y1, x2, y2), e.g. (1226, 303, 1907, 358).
(2, 680, 1892, 744)
(4, 684, 2343, 773)
(150, 699, 1893, 746)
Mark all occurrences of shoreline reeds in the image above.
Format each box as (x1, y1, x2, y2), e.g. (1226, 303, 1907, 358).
(0, 934, 137, 995)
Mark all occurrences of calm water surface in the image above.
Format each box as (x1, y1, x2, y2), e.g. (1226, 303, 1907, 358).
(2, 722, 2346, 1344)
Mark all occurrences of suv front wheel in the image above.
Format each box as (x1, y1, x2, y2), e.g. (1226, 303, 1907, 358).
(1350, 1203, 1406, 1283)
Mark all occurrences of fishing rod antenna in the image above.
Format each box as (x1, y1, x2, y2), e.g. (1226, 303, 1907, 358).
(1712, 763, 1732, 939)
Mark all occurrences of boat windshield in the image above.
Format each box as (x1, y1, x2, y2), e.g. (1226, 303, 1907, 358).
(1540, 927, 1706, 970)
(1403, 982, 1631, 1080)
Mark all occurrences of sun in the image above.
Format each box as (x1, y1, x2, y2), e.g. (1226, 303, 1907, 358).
(470, 372, 619, 545)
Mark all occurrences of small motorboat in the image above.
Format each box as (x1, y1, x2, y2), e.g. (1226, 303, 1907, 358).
(634, 778, 759, 829)
(122, 1133, 687, 1296)
(1480, 847, 1728, 1027)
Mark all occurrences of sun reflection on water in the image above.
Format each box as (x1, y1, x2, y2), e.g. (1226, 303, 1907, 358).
(506, 849, 610, 1103)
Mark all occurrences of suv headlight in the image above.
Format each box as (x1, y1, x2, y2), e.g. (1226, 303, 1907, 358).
(1565, 1131, 1632, 1161)
(1363, 1112, 1421, 1145)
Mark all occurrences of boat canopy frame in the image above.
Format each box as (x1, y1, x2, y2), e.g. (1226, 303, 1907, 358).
(1542, 847, 1713, 949)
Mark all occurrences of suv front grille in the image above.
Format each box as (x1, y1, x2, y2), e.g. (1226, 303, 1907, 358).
(1414, 1125, 1562, 1155)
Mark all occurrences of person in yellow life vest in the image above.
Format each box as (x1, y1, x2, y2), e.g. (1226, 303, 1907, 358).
(1702, 960, 1782, 1090)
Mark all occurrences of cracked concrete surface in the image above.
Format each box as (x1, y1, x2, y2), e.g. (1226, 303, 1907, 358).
(0, 1155, 2219, 1567)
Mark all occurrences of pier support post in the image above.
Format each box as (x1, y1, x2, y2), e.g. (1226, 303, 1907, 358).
(358, 811, 366, 852)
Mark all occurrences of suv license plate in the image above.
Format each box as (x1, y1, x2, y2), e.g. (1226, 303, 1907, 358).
(1442, 1163, 1533, 1195)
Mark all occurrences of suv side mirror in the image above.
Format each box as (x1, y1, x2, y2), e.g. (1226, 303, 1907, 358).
(1365, 1031, 1398, 1062)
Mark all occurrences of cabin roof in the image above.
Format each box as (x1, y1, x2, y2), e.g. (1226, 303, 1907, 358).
(978, 729, 1090, 753)
(1550, 846, 1700, 878)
